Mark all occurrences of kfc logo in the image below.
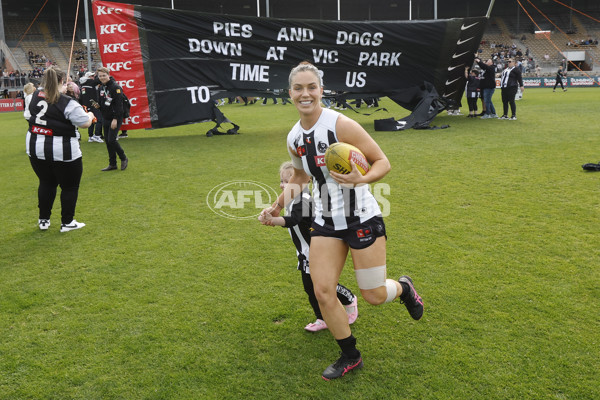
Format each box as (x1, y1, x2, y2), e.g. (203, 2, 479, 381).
(314, 155, 325, 167)
(32, 126, 53, 136)
(103, 43, 130, 53)
(100, 24, 127, 34)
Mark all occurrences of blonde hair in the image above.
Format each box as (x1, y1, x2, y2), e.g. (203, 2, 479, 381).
(23, 82, 36, 96)
(288, 61, 322, 88)
(96, 66, 110, 75)
(279, 161, 294, 174)
(41, 67, 66, 104)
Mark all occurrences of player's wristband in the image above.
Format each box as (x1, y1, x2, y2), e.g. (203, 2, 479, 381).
(274, 202, 283, 210)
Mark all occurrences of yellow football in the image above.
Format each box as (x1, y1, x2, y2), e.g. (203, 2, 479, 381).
(324, 142, 370, 175)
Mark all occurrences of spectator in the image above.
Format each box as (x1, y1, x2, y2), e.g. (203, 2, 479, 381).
(464, 67, 480, 118)
(499, 59, 524, 120)
(475, 57, 498, 119)
(25, 67, 94, 232)
(80, 72, 104, 143)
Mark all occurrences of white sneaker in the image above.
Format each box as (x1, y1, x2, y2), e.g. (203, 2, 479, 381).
(92, 135, 104, 143)
(88, 137, 94, 142)
(60, 219, 86, 232)
(39, 219, 50, 230)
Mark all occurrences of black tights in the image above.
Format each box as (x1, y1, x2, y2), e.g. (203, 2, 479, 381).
(29, 157, 83, 224)
(301, 269, 354, 320)
(501, 86, 518, 117)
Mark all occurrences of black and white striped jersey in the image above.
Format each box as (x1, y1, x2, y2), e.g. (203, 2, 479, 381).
(286, 108, 381, 231)
(25, 90, 88, 162)
(282, 188, 313, 273)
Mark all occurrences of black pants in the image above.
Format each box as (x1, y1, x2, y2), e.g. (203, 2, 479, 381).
(102, 119, 126, 166)
(88, 107, 103, 137)
(501, 86, 518, 117)
(29, 157, 83, 224)
(467, 97, 478, 112)
(262, 97, 277, 105)
(554, 78, 564, 90)
(301, 269, 354, 320)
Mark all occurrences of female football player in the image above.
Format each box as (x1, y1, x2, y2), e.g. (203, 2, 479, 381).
(260, 61, 424, 380)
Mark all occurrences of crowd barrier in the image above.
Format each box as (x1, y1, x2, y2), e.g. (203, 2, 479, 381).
(0, 99, 24, 113)
(495, 76, 600, 88)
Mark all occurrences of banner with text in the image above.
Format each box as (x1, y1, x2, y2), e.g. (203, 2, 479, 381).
(495, 76, 600, 88)
(0, 99, 24, 113)
(93, 1, 487, 130)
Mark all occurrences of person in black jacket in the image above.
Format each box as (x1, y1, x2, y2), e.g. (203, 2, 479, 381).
(79, 71, 104, 142)
(499, 59, 524, 120)
(474, 57, 498, 119)
(553, 66, 567, 92)
(97, 66, 128, 171)
(464, 67, 480, 118)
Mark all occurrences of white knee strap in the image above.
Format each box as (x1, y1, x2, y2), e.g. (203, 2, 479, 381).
(355, 265, 386, 290)
(385, 279, 398, 303)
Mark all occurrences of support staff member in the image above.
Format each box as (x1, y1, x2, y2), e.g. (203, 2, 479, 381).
(499, 59, 524, 121)
(97, 66, 128, 171)
(26, 66, 94, 232)
(553, 66, 567, 92)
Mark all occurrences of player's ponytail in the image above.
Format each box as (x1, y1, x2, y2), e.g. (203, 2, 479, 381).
(42, 67, 66, 104)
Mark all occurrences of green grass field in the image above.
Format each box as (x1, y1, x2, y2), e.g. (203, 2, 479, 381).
(1, 88, 599, 399)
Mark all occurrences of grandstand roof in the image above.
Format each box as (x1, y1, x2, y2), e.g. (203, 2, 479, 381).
(0, 0, 568, 21)
(2, 0, 599, 41)
(2, 0, 600, 21)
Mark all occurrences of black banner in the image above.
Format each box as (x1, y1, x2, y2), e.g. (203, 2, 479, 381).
(93, 1, 487, 130)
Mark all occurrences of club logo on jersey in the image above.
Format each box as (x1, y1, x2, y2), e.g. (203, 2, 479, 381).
(38, 91, 46, 98)
(296, 145, 307, 157)
(356, 228, 371, 238)
(31, 125, 53, 136)
(314, 155, 326, 167)
(317, 141, 328, 153)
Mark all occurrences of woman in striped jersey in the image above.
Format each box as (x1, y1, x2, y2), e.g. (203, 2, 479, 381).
(25, 67, 95, 232)
(261, 62, 424, 381)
